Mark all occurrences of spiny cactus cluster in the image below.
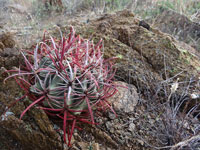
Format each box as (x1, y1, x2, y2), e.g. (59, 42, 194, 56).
(4, 27, 117, 146)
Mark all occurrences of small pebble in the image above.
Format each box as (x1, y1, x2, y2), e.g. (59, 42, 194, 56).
(108, 112, 116, 120)
(128, 123, 136, 132)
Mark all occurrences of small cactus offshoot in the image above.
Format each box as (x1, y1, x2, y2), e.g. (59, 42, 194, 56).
(4, 27, 117, 146)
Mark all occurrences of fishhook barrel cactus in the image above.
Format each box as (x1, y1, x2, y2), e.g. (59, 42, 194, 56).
(4, 27, 117, 146)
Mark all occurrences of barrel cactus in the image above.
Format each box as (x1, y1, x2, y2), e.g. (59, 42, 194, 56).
(4, 27, 117, 146)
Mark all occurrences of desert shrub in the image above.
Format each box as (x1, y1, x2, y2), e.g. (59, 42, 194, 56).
(135, 77, 200, 149)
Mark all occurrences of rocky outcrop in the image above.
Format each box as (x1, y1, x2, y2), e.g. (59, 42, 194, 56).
(65, 10, 200, 93)
(147, 8, 200, 51)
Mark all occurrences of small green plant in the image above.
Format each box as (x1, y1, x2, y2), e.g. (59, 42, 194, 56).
(4, 26, 117, 146)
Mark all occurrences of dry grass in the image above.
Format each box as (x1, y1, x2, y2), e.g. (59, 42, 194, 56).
(0, 0, 199, 48)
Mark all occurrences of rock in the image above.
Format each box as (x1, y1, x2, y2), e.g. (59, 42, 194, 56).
(139, 20, 150, 30)
(116, 130, 121, 135)
(110, 127, 115, 134)
(136, 139, 144, 146)
(77, 142, 88, 149)
(0, 32, 15, 48)
(108, 112, 116, 120)
(84, 124, 118, 148)
(105, 121, 112, 130)
(112, 118, 118, 123)
(77, 142, 100, 150)
(124, 132, 132, 138)
(97, 21, 111, 32)
(0, 114, 64, 150)
(93, 143, 100, 150)
(108, 81, 139, 113)
(0, 76, 64, 150)
(1, 47, 19, 57)
(0, 41, 4, 49)
(0, 32, 21, 68)
(128, 123, 136, 132)
(118, 138, 125, 144)
(0, 55, 22, 70)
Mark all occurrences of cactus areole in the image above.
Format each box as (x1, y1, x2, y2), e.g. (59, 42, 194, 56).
(4, 27, 117, 146)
